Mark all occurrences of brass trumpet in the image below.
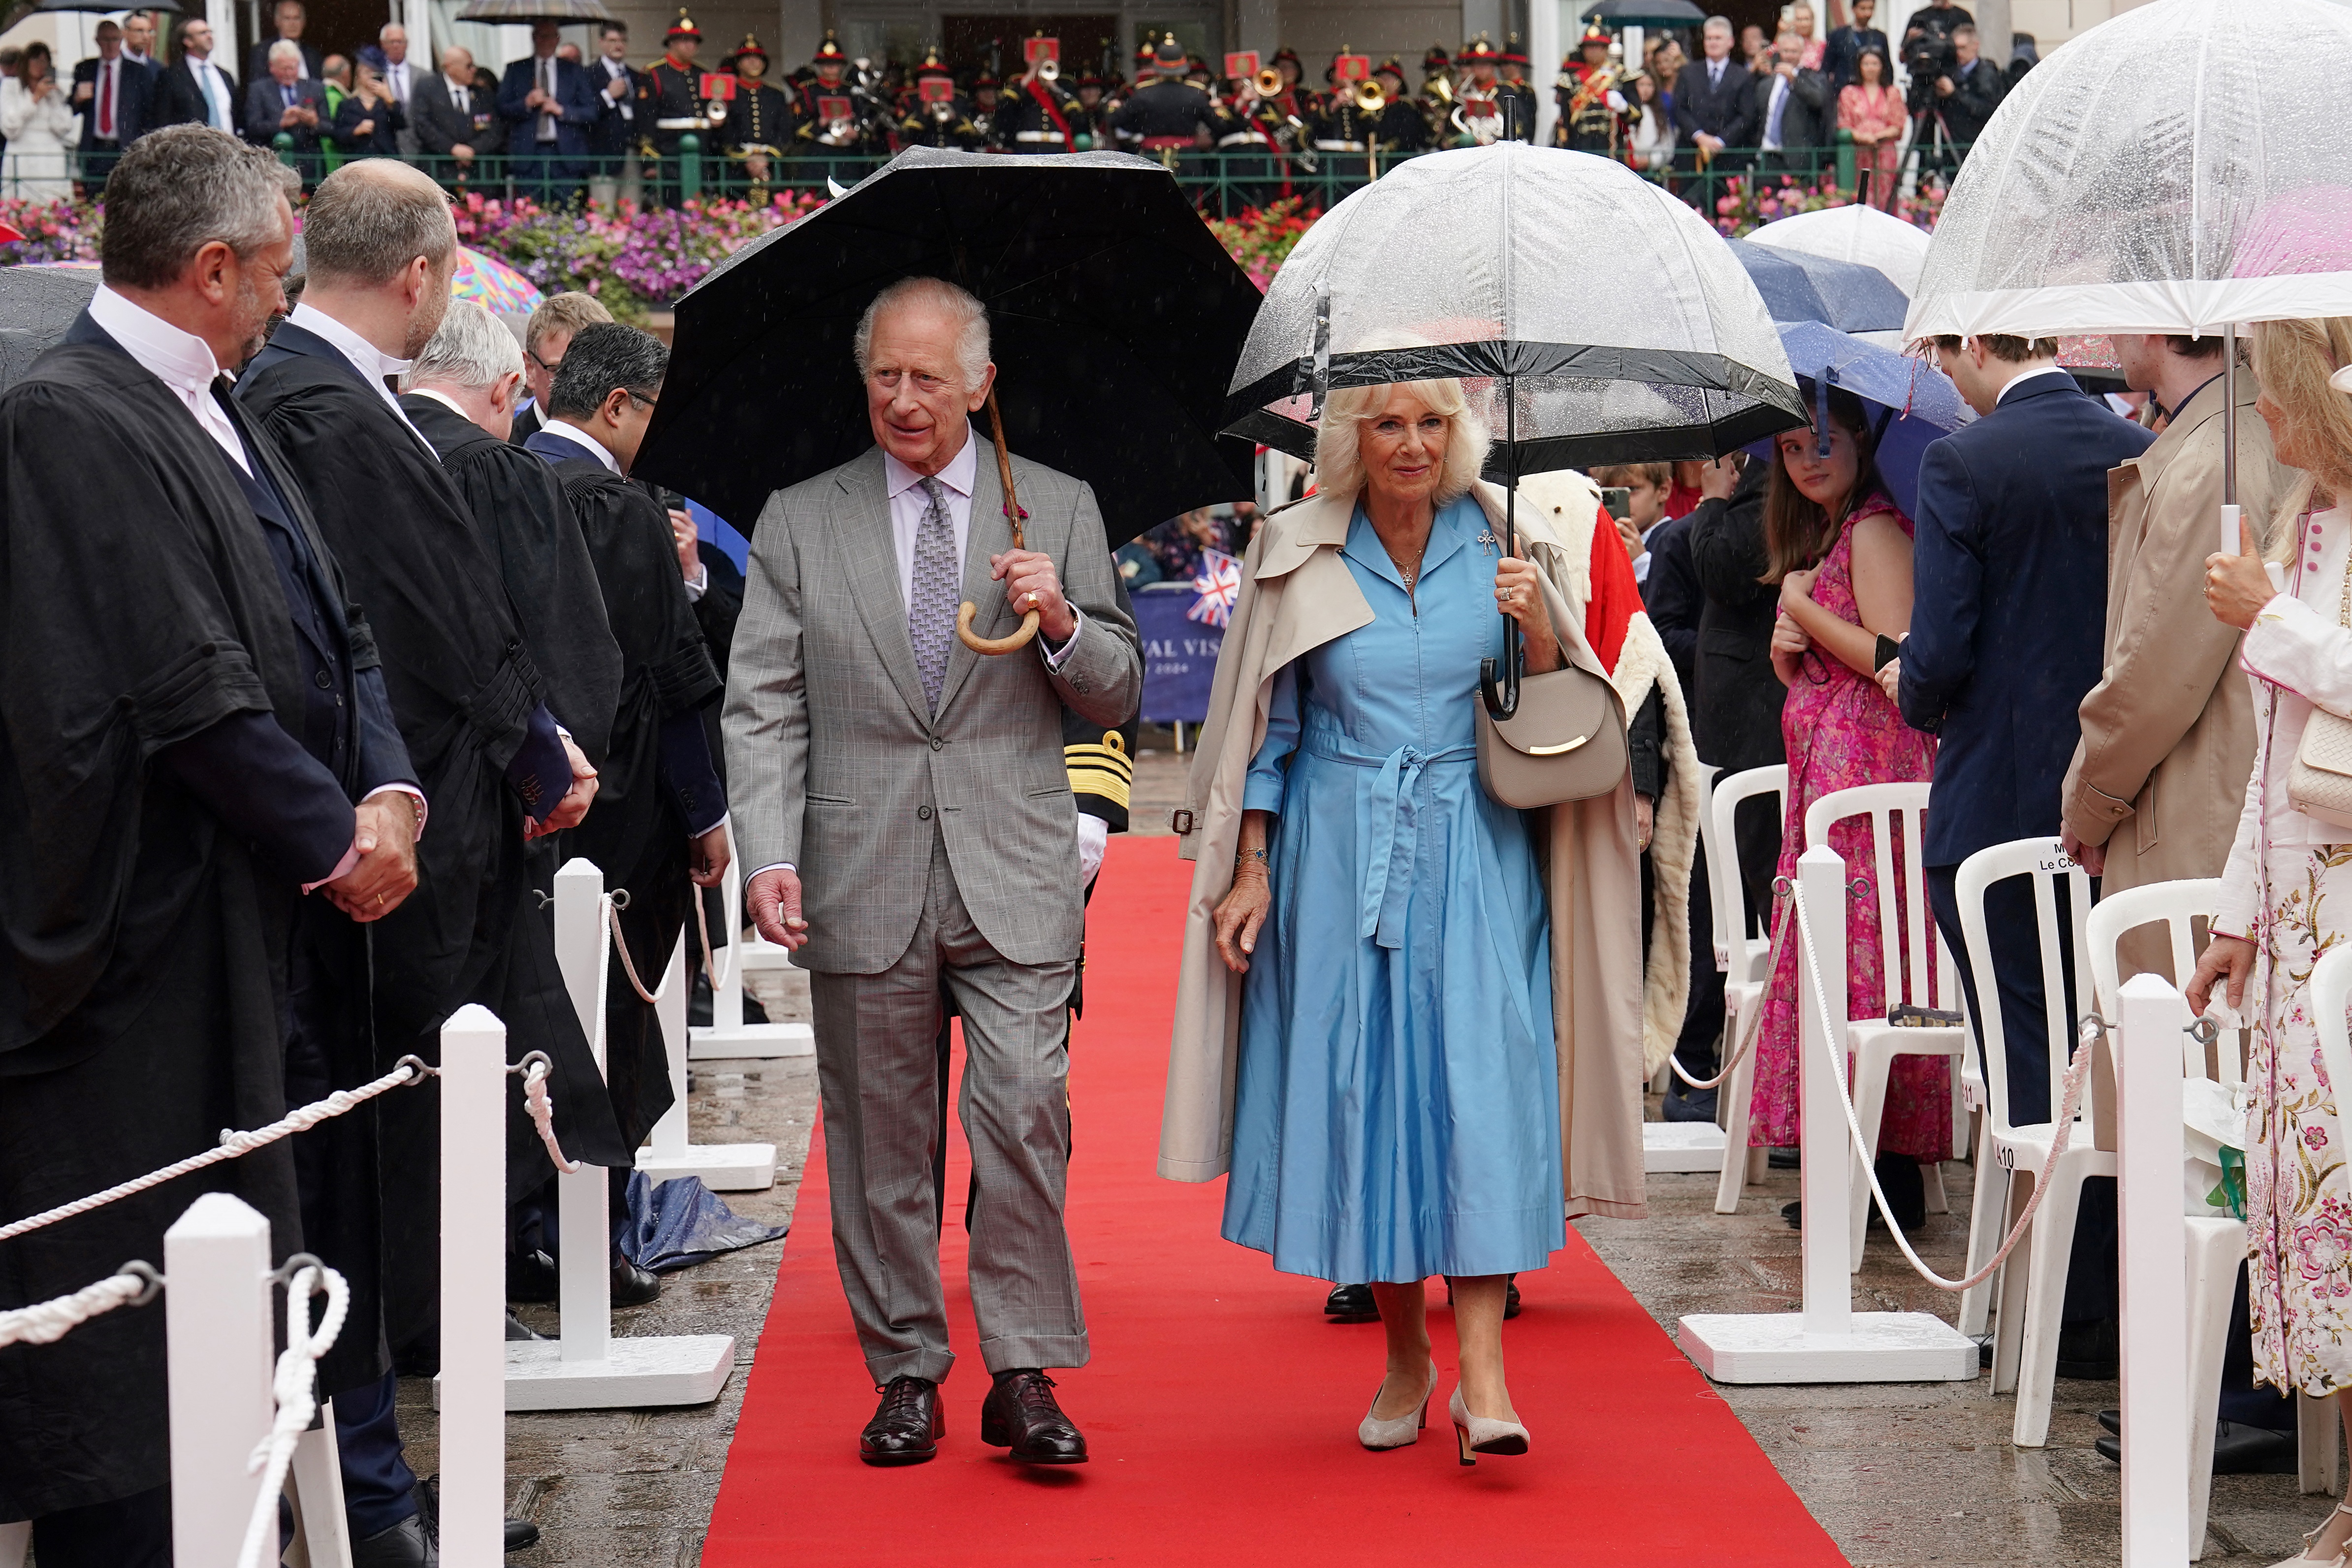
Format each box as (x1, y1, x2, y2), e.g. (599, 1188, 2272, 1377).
(1353, 78, 1385, 113)
(1254, 66, 1284, 97)
(1036, 56, 1059, 81)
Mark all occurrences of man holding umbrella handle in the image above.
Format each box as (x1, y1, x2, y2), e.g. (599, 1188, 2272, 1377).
(726, 275, 1140, 1469)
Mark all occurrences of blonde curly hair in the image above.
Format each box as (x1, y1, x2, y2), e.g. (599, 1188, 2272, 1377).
(2250, 317, 2352, 561)
(1311, 375, 1493, 507)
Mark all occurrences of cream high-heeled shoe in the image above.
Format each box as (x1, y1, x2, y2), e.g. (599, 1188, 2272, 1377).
(1448, 1384, 1531, 1464)
(1358, 1360, 1437, 1450)
(2271, 1503, 2352, 1568)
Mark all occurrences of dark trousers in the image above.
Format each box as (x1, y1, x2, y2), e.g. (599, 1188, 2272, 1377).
(333, 1371, 419, 1536)
(1674, 836, 1726, 1079)
(28, 1483, 170, 1568)
(1926, 863, 2117, 1324)
(513, 139, 581, 200)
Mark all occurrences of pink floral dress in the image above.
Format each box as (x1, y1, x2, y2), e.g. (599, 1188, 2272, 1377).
(1749, 498, 1947, 1158)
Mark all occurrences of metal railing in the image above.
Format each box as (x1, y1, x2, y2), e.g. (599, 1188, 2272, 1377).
(0, 130, 1973, 244)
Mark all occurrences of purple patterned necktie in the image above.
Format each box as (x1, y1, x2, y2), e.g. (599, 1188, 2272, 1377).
(908, 475, 958, 711)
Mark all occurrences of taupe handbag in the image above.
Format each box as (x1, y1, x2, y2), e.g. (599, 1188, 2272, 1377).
(1474, 661, 1631, 807)
(2288, 519, 2352, 829)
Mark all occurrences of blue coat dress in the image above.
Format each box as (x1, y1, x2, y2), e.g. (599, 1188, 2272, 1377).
(1220, 496, 1565, 1283)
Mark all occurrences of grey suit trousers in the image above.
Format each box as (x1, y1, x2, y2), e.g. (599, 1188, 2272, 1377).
(809, 828, 1087, 1384)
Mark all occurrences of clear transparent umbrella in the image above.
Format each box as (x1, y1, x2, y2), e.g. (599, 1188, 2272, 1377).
(1221, 140, 1803, 714)
(1905, 0, 2352, 537)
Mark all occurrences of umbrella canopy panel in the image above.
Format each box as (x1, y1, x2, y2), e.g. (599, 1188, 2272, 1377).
(1579, 0, 1708, 23)
(454, 0, 614, 21)
(1728, 238, 1912, 333)
(637, 149, 1261, 544)
(1224, 142, 1804, 476)
(1749, 204, 1932, 298)
(1759, 319, 1971, 519)
(0, 262, 98, 394)
(1908, 0, 2352, 340)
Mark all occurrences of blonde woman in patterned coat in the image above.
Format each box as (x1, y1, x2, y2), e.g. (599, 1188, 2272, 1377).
(2191, 315, 2352, 1568)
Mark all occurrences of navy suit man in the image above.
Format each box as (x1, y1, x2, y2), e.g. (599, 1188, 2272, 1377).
(499, 22, 602, 197)
(72, 21, 158, 183)
(1672, 15, 1753, 181)
(1896, 335, 2152, 1368)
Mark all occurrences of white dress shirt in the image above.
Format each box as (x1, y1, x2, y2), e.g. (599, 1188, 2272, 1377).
(1994, 363, 2076, 405)
(187, 54, 235, 131)
(535, 53, 559, 142)
(601, 57, 633, 121)
(89, 286, 427, 879)
(445, 74, 472, 118)
(285, 302, 434, 451)
(88, 284, 249, 473)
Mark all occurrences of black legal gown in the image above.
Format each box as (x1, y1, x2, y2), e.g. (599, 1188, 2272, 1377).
(238, 338, 631, 1357)
(0, 342, 316, 1515)
(544, 455, 724, 1150)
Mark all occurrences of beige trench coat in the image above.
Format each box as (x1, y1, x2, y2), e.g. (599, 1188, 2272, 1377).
(2062, 372, 2289, 971)
(1158, 474, 1699, 1222)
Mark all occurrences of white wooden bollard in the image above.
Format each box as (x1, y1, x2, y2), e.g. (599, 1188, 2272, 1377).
(0, 1521, 25, 1568)
(687, 823, 813, 1061)
(552, 860, 612, 1369)
(2116, 973, 2192, 1567)
(166, 1190, 276, 1568)
(437, 1004, 509, 1568)
(637, 933, 777, 1191)
(498, 858, 734, 1411)
(1678, 846, 1977, 1382)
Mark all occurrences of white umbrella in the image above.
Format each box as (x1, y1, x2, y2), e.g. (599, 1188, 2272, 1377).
(1750, 205, 1932, 298)
(1223, 141, 1802, 716)
(1906, 0, 2352, 543)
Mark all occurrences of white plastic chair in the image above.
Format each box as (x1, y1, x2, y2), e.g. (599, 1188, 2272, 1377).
(1804, 782, 1966, 1266)
(1955, 836, 2103, 1448)
(1708, 764, 1788, 1214)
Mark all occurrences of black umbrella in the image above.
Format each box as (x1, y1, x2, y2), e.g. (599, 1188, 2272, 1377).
(635, 147, 1263, 553)
(1579, 0, 1707, 25)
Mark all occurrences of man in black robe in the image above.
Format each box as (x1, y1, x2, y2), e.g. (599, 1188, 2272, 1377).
(0, 127, 420, 1567)
(524, 323, 730, 1278)
(236, 160, 633, 1473)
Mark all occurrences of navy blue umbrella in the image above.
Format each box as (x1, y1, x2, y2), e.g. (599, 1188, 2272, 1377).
(1746, 320, 1971, 519)
(1726, 238, 1912, 334)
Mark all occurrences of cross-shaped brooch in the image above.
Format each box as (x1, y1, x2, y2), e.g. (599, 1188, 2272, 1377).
(1476, 529, 1501, 557)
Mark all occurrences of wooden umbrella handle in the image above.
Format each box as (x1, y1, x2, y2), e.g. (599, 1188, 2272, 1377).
(955, 384, 1041, 656)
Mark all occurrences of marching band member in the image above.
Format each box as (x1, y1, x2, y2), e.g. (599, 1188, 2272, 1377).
(718, 34, 792, 196)
(895, 49, 983, 150)
(1557, 24, 1636, 154)
(1108, 35, 1217, 162)
(992, 42, 1086, 153)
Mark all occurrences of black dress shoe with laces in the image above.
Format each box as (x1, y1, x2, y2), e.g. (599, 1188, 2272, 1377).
(981, 1369, 1088, 1464)
(861, 1376, 943, 1466)
(506, 1248, 559, 1304)
(1324, 1282, 1379, 1322)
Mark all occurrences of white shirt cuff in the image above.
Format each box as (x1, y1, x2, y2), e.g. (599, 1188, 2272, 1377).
(1040, 606, 1086, 670)
(303, 786, 426, 893)
(684, 561, 708, 602)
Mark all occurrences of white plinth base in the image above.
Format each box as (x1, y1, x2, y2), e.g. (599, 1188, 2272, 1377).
(438, 1335, 738, 1411)
(688, 1021, 814, 1060)
(636, 1141, 777, 1190)
(1677, 1311, 1979, 1384)
(1643, 1120, 1727, 1172)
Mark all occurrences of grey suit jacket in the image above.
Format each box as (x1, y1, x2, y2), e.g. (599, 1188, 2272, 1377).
(724, 443, 1141, 975)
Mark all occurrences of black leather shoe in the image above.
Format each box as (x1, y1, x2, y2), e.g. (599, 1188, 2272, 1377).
(506, 1312, 548, 1342)
(352, 1514, 435, 1566)
(506, 1248, 559, 1304)
(860, 1376, 942, 1466)
(2055, 1318, 2120, 1380)
(411, 1477, 537, 1555)
(505, 1517, 541, 1551)
(1768, 1147, 1800, 1170)
(981, 1369, 1088, 1464)
(611, 1250, 662, 1307)
(1504, 1277, 1523, 1320)
(1324, 1282, 1379, 1322)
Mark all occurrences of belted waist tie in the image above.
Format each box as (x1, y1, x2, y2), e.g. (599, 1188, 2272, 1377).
(1305, 728, 1476, 950)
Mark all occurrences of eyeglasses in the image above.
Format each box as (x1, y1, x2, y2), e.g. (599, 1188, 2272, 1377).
(625, 389, 658, 409)
(526, 348, 560, 375)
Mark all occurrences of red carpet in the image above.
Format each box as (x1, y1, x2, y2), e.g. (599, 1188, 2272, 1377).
(703, 836, 1849, 1566)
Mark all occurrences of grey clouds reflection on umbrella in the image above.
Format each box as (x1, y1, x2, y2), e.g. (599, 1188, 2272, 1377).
(633, 147, 1262, 548)
(1222, 143, 1806, 477)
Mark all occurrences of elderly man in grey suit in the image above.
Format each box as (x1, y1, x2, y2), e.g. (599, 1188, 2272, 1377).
(726, 276, 1140, 1469)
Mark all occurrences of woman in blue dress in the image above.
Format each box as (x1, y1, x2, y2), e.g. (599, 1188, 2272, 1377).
(1207, 375, 1565, 1462)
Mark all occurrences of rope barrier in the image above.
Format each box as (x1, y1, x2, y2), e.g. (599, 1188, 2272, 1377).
(516, 1051, 580, 1176)
(1789, 877, 2098, 1294)
(237, 1256, 348, 1568)
(1669, 885, 1796, 1091)
(0, 1261, 162, 1347)
(606, 889, 675, 1005)
(0, 1056, 439, 1246)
